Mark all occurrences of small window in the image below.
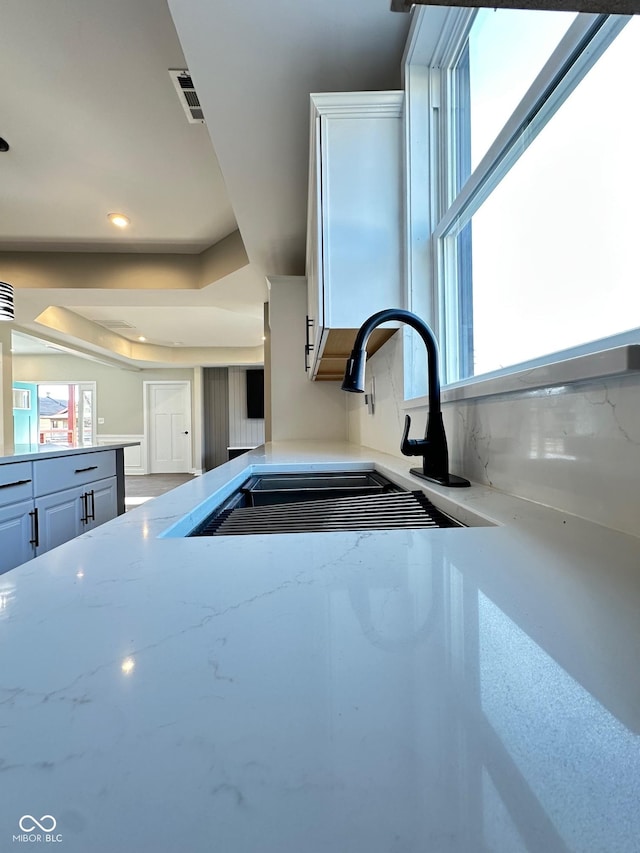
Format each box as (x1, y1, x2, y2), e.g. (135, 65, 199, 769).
(13, 388, 31, 410)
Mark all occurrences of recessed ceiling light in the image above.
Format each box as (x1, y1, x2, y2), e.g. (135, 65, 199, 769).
(137, 336, 146, 342)
(107, 212, 130, 228)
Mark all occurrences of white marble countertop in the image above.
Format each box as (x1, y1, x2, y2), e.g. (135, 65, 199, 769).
(0, 442, 139, 465)
(1, 440, 639, 852)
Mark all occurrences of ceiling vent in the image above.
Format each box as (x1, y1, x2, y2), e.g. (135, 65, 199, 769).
(169, 69, 205, 125)
(98, 320, 136, 330)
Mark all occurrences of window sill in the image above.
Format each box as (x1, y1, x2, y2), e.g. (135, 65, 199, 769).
(403, 344, 640, 408)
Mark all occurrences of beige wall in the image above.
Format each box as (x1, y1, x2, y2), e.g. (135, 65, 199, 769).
(267, 276, 347, 442)
(0, 325, 13, 454)
(12, 353, 194, 436)
(1, 231, 248, 292)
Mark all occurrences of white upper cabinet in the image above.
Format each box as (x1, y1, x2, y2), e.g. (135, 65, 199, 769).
(306, 91, 405, 381)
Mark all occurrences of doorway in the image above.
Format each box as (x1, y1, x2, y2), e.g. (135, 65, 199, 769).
(144, 381, 192, 473)
(13, 381, 97, 449)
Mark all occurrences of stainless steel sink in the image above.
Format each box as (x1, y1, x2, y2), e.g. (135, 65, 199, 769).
(239, 470, 399, 506)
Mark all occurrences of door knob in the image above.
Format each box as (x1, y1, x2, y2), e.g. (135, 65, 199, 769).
(183, 431, 189, 435)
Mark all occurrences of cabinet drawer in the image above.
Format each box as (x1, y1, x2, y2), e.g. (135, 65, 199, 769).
(0, 462, 34, 507)
(34, 451, 116, 496)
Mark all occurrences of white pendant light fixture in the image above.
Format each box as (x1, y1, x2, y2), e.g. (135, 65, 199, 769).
(0, 282, 14, 321)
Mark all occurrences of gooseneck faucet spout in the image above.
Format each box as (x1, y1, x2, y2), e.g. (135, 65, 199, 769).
(342, 309, 470, 487)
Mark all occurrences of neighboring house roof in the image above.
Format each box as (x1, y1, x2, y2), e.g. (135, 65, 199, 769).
(39, 397, 68, 417)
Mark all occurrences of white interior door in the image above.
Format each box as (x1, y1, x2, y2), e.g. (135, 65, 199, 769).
(146, 382, 192, 474)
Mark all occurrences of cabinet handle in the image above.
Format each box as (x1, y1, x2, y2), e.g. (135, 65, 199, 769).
(0, 478, 32, 489)
(75, 465, 98, 474)
(80, 492, 88, 524)
(29, 508, 39, 547)
(304, 315, 314, 372)
(88, 489, 95, 521)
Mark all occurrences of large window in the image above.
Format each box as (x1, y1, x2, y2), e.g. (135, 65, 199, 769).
(466, 9, 577, 170)
(419, 9, 637, 385)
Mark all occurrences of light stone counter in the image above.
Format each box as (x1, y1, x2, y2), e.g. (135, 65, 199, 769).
(0, 442, 140, 465)
(1, 440, 639, 852)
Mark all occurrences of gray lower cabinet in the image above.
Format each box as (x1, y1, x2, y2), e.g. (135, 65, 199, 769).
(0, 451, 121, 574)
(34, 476, 118, 555)
(0, 462, 37, 573)
(34, 485, 85, 556)
(0, 499, 37, 572)
(84, 476, 118, 531)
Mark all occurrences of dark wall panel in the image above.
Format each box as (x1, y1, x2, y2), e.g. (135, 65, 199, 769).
(203, 367, 229, 471)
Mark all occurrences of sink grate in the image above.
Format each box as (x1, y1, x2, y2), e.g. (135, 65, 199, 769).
(192, 490, 462, 536)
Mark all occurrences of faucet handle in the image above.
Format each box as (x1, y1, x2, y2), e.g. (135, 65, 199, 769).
(401, 414, 429, 457)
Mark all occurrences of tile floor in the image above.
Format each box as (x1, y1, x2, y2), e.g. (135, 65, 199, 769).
(124, 473, 196, 510)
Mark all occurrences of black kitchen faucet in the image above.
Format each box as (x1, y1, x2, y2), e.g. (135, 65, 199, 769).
(342, 308, 470, 487)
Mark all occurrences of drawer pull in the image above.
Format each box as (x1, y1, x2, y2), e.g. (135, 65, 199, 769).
(87, 489, 95, 521)
(75, 465, 98, 474)
(304, 315, 314, 372)
(80, 490, 96, 523)
(29, 508, 39, 547)
(0, 478, 32, 489)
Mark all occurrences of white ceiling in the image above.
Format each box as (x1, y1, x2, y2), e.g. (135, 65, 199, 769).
(168, 0, 411, 276)
(0, 0, 410, 367)
(0, 0, 237, 253)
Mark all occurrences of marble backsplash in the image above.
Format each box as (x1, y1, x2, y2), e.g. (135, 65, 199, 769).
(347, 333, 640, 537)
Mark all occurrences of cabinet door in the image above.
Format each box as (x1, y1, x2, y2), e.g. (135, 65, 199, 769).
(35, 486, 85, 556)
(85, 477, 117, 531)
(306, 110, 323, 350)
(320, 111, 403, 329)
(0, 500, 36, 574)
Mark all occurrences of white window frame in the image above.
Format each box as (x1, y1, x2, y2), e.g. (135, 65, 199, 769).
(12, 388, 31, 410)
(402, 6, 639, 406)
